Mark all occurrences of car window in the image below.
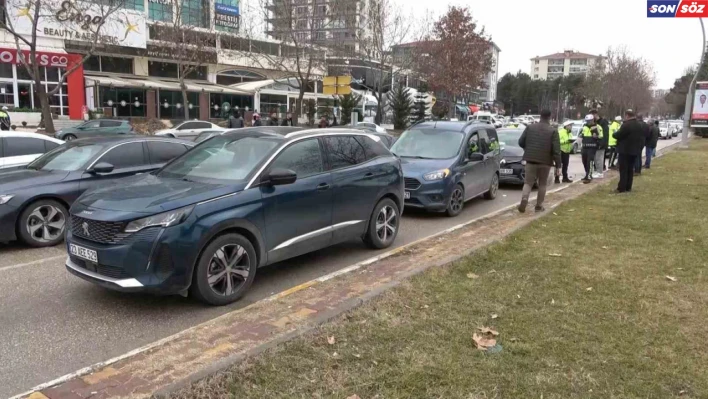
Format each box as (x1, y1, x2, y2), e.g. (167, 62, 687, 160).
(324, 136, 367, 169)
(3, 137, 47, 157)
(194, 122, 211, 129)
(177, 122, 196, 130)
(478, 130, 490, 154)
(44, 140, 60, 152)
(96, 142, 146, 169)
(82, 121, 100, 128)
(390, 129, 464, 159)
(147, 141, 189, 164)
(468, 133, 480, 154)
(270, 138, 323, 178)
(28, 143, 104, 171)
(355, 136, 389, 159)
(99, 120, 122, 128)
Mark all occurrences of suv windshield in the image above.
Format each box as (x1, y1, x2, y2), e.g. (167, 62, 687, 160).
(157, 135, 279, 183)
(390, 129, 463, 159)
(497, 130, 523, 146)
(27, 143, 104, 171)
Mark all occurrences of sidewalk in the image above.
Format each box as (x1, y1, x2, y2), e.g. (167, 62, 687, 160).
(171, 141, 708, 398)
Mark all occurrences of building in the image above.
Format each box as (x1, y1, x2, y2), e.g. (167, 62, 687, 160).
(479, 42, 500, 102)
(265, 0, 371, 56)
(530, 50, 604, 80)
(653, 89, 668, 98)
(0, 0, 333, 122)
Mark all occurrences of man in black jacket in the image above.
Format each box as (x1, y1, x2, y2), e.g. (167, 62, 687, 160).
(644, 120, 660, 168)
(592, 110, 610, 177)
(634, 114, 650, 175)
(614, 109, 645, 193)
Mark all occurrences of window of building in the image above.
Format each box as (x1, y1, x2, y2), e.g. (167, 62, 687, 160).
(0, 82, 13, 106)
(570, 58, 588, 65)
(159, 90, 200, 119)
(535, 60, 539, 64)
(184, 66, 208, 80)
(84, 56, 101, 72)
(124, 0, 144, 11)
(148, 61, 179, 78)
(99, 87, 146, 117)
(215, 69, 264, 86)
(0, 63, 12, 78)
(181, 0, 209, 28)
(221, 36, 249, 51)
(209, 93, 254, 118)
(534, 74, 538, 79)
(548, 59, 565, 65)
(83, 56, 134, 74)
(149, 0, 173, 22)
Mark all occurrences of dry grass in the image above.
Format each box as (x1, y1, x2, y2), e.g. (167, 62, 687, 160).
(172, 141, 708, 399)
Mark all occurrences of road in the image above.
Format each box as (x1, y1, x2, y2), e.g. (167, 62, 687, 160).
(0, 139, 677, 398)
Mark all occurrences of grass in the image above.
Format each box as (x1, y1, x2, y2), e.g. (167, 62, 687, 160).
(175, 141, 708, 399)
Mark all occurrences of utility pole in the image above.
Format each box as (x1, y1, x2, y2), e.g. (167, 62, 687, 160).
(556, 82, 562, 122)
(682, 18, 706, 148)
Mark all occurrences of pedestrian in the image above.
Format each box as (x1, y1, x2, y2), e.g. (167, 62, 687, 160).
(613, 109, 645, 193)
(228, 111, 244, 128)
(607, 116, 622, 169)
(644, 120, 660, 169)
(634, 113, 650, 176)
(0, 106, 11, 131)
(580, 114, 602, 183)
(592, 110, 610, 177)
(281, 113, 294, 126)
(517, 109, 562, 213)
(268, 112, 279, 126)
(318, 116, 328, 128)
(253, 113, 262, 126)
(557, 120, 574, 183)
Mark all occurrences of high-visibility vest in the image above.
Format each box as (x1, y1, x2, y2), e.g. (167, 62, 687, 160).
(558, 127, 574, 153)
(608, 121, 620, 147)
(581, 124, 603, 148)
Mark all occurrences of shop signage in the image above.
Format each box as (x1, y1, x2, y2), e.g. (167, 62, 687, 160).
(215, 3, 240, 30)
(0, 48, 69, 68)
(6, 0, 147, 48)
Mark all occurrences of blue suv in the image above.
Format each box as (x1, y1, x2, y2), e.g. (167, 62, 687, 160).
(65, 129, 403, 305)
(390, 121, 501, 217)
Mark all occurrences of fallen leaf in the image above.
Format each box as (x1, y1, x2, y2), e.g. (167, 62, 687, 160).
(478, 327, 500, 336)
(466, 273, 479, 279)
(354, 354, 361, 358)
(332, 352, 338, 357)
(666, 275, 677, 282)
(548, 253, 562, 257)
(491, 313, 499, 319)
(423, 304, 430, 309)
(510, 337, 518, 342)
(327, 336, 335, 345)
(542, 224, 547, 227)
(586, 287, 593, 291)
(679, 389, 687, 395)
(553, 212, 558, 216)
(551, 298, 555, 304)
(568, 209, 576, 212)
(488, 269, 497, 274)
(346, 395, 361, 399)
(602, 246, 609, 250)
(516, 294, 521, 299)
(372, 360, 378, 365)
(473, 333, 497, 350)
(687, 238, 694, 242)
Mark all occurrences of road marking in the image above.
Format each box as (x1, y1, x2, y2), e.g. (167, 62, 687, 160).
(0, 255, 65, 273)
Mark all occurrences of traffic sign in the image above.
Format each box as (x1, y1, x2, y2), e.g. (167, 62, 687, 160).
(323, 75, 352, 95)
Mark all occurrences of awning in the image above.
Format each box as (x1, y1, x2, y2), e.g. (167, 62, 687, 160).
(85, 75, 250, 94)
(229, 79, 276, 94)
(469, 105, 479, 113)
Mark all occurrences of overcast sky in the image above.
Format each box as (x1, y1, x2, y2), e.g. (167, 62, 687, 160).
(396, 0, 703, 89)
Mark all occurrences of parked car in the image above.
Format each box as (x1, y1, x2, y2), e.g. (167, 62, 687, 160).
(0, 136, 194, 247)
(0, 132, 64, 170)
(64, 129, 403, 305)
(55, 120, 133, 141)
(350, 122, 387, 134)
(341, 125, 397, 148)
(659, 122, 672, 140)
(668, 120, 682, 137)
(496, 128, 556, 186)
(155, 120, 222, 140)
(390, 121, 500, 217)
(193, 129, 230, 143)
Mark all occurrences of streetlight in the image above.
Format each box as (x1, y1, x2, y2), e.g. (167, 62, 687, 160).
(682, 18, 706, 147)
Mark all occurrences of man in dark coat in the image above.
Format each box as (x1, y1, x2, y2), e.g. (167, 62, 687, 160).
(644, 120, 660, 169)
(228, 111, 244, 128)
(281, 113, 294, 126)
(268, 113, 279, 126)
(517, 109, 562, 213)
(634, 114, 650, 175)
(614, 109, 646, 193)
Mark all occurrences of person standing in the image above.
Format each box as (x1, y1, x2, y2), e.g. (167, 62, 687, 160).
(607, 116, 621, 169)
(580, 114, 603, 183)
(592, 110, 610, 177)
(644, 120, 660, 169)
(253, 113, 262, 126)
(634, 114, 650, 175)
(614, 109, 645, 193)
(557, 120, 574, 183)
(318, 116, 328, 128)
(268, 113, 279, 126)
(281, 113, 294, 126)
(517, 110, 562, 213)
(0, 106, 11, 130)
(228, 111, 244, 128)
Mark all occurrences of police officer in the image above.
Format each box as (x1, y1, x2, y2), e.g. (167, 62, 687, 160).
(557, 120, 574, 183)
(581, 114, 603, 183)
(0, 106, 11, 131)
(607, 116, 621, 169)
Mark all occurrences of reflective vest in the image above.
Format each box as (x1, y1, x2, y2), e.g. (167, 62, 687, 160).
(558, 127, 574, 153)
(608, 121, 620, 147)
(581, 124, 603, 148)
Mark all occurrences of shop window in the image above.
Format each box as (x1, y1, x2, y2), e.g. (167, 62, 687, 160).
(99, 87, 146, 117)
(149, 61, 179, 78)
(17, 84, 31, 108)
(158, 90, 200, 119)
(101, 57, 134, 74)
(209, 93, 253, 118)
(0, 83, 13, 105)
(182, 0, 209, 28)
(184, 66, 207, 80)
(149, 1, 173, 22)
(124, 0, 144, 11)
(0, 63, 13, 78)
(84, 56, 101, 72)
(16, 66, 32, 81)
(44, 67, 59, 81)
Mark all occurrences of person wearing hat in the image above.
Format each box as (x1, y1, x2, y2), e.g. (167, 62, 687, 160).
(580, 113, 603, 183)
(607, 116, 622, 169)
(0, 106, 10, 131)
(557, 120, 575, 183)
(253, 113, 262, 127)
(591, 110, 610, 177)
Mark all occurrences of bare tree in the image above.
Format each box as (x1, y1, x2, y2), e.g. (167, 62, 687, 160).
(1, 0, 132, 132)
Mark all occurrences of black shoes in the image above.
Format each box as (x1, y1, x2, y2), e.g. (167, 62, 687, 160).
(518, 199, 528, 213)
(562, 178, 573, 183)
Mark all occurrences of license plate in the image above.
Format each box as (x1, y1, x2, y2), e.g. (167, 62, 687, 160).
(69, 243, 98, 263)
(500, 168, 514, 175)
(404, 191, 411, 199)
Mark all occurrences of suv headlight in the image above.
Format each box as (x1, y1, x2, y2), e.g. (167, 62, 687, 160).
(423, 169, 450, 181)
(0, 195, 14, 205)
(124, 205, 195, 233)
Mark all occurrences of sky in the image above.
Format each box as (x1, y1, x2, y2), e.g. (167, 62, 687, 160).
(395, 0, 703, 89)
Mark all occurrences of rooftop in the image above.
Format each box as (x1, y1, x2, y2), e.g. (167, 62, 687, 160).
(531, 51, 603, 60)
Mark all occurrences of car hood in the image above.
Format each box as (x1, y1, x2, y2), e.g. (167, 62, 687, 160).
(0, 168, 68, 191)
(399, 157, 456, 177)
(501, 146, 523, 158)
(77, 174, 246, 213)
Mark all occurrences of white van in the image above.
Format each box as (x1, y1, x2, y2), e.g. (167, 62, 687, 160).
(467, 111, 493, 123)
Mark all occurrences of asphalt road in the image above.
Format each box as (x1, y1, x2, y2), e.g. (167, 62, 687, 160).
(0, 139, 677, 398)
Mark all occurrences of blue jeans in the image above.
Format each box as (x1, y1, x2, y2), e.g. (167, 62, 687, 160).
(644, 147, 656, 168)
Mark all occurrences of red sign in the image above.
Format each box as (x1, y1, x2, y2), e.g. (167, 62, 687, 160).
(0, 48, 69, 68)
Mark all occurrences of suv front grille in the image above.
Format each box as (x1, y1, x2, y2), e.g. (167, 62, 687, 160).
(70, 256, 131, 279)
(71, 215, 129, 244)
(404, 177, 421, 190)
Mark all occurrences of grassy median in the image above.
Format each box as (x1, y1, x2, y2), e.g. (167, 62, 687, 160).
(176, 141, 708, 399)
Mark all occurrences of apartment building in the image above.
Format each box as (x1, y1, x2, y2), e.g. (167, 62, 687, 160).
(530, 50, 603, 80)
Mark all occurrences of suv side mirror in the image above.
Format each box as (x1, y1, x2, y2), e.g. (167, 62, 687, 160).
(262, 168, 297, 186)
(88, 162, 114, 174)
(468, 153, 484, 162)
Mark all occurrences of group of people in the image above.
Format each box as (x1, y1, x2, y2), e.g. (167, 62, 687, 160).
(227, 111, 295, 128)
(516, 108, 661, 213)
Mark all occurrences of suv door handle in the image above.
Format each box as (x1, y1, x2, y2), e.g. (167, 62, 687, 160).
(364, 172, 374, 177)
(317, 183, 330, 191)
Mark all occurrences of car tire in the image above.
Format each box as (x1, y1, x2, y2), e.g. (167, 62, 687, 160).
(363, 198, 400, 249)
(484, 173, 499, 200)
(17, 199, 68, 247)
(190, 233, 257, 306)
(446, 184, 465, 217)
(64, 134, 77, 141)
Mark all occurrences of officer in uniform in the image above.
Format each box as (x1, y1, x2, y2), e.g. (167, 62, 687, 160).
(581, 114, 603, 183)
(607, 116, 621, 169)
(0, 106, 11, 130)
(557, 120, 574, 183)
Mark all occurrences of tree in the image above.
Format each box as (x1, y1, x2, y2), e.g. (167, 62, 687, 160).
(1, 0, 129, 133)
(339, 92, 362, 125)
(411, 89, 427, 122)
(388, 84, 411, 129)
(665, 67, 695, 116)
(415, 6, 493, 112)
